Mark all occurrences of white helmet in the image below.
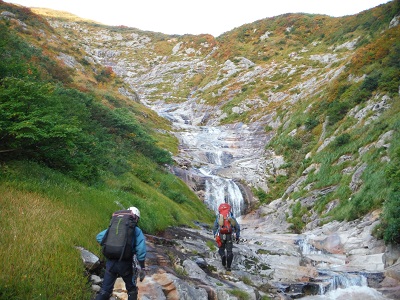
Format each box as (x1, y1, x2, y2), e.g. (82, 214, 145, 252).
(129, 206, 140, 219)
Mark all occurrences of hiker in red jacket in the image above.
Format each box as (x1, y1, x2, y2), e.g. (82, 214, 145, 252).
(212, 203, 240, 272)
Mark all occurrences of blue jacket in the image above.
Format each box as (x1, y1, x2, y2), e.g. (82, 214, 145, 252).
(212, 213, 240, 238)
(96, 226, 147, 263)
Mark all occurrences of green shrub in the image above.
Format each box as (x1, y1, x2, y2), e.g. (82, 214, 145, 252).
(379, 67, 400, 95)
(305, 117, 319, 131)
(361, 71, 380, 92)
(327, 100, 350, 125)
(254, 188, 270, 204)
(287, 201, 308, 233)
(333, 133, 351, 147)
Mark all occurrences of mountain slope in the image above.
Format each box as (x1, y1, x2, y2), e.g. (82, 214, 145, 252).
(0, 2, 215, 298)
(1, 0, 400, 298)
(31, 0, 400, 241)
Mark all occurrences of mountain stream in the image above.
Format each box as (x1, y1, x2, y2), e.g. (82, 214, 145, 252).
(143, 97, 392, 299)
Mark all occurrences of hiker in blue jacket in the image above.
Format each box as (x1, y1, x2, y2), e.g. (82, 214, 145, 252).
(212, 203, 240, 272)
(95, 207, 147, 300)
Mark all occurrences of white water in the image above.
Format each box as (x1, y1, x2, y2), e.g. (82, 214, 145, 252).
(145, 99, 253, 217)
(298, 236, 323, 255)
(318, 270, 367, 293)
(201, 168, 244, 217)
(297, 237, 390, 299)
(302, 285, 388, 300)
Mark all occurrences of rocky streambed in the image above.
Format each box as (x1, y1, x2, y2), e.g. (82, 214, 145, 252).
(81, 206, 400, 300)
(78, 89, 400, 300)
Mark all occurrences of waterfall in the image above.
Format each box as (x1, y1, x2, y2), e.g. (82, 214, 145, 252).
(298, 237, 388, 300)
(318, 270, 367, 294)
(201, 169, 244, 217)
(147, 100, 249, 219)
(297, 236, 323, 255)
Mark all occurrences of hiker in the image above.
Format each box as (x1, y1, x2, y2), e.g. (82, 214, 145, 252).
(95, 207, 146, 300)
(212, 203, 240, 272)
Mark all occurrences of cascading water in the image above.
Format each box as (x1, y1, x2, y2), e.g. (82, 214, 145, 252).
(297, 237, 389, 300)
(318, 270, 367, 294)
(201, 169, 244, 217)
(145, 99, 252, 217)
(297, 236, 323, 255)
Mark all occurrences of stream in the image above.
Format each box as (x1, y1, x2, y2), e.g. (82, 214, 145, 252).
(143, 97, 391, 299)
(297, 238, 389, 299)
(145, 97, 268, 216)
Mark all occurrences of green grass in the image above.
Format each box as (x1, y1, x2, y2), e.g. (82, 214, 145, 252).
(0, 161, 214, 299)
(206, 240, 217, 251)
(228, 289, 251, 300)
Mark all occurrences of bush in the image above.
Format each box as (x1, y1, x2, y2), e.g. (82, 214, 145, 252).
(327, 100, 350, 125)
(282, 136, 302, 150)
(305, 117, 319, 131)
(333, 133, 351, 147)
(361, 71, 380, 92)
(287, 201, 308, 233)
(254, 188, 270, 204)
(0, 76, 172, 180)
(0, 78, 99, 179)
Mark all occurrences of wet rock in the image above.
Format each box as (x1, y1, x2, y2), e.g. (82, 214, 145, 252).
(313, 233, 343, 254)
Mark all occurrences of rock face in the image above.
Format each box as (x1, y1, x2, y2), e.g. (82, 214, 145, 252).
(153, 97, 273, 215)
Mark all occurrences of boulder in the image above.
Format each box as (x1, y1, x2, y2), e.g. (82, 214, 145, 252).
(76, 246, 100, 271)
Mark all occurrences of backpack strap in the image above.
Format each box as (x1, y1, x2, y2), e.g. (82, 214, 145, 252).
(118, 220, 128, 261)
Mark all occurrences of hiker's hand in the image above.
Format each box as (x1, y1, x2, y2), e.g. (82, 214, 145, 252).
(139, 269, 146, 282)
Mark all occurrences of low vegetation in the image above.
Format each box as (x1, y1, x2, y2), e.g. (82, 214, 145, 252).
(0, 161, 213, 299)
(0, 3, 214, 298)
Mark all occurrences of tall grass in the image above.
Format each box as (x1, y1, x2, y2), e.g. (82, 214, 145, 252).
(0, 188, 94, 299)
(0, 161, 214, 299)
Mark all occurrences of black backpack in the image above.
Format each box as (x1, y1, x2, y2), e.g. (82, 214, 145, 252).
(101, 210, 138, 261)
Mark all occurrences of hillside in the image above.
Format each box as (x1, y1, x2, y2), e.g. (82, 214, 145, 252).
(0, 1, 215, 298)
(28, 0, 400, 239)
(1, 0, 400, 298)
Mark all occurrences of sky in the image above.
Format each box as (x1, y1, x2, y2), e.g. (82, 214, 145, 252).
(4, 0, 393, 36)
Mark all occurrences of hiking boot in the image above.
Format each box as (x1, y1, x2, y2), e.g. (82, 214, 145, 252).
(222, 256, 226, 267)
(226, 267, 231, 272)
(95, 290, 111, 300)
(128, 289, 138, 300)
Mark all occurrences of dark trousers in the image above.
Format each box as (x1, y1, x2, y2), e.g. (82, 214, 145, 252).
(218, 233, 234, 268)
(95, 260, 138, 300)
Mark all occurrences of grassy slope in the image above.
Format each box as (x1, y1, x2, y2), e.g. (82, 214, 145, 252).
(0, 2, 214, 298)
(0, 160, 214, 299)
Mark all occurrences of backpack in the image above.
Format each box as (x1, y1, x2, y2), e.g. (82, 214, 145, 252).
(217, 203, 237, 234)
(101, 210, 138, 261)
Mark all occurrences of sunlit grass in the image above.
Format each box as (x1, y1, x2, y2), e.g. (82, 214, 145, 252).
(0, 161, 214, 299)
(0, 188, 94, 299)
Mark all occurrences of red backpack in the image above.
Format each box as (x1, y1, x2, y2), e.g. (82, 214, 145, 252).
(217, 203, 237, 234)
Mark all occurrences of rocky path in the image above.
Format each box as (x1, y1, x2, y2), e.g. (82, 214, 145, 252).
(84, 209, 400, 299)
